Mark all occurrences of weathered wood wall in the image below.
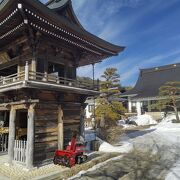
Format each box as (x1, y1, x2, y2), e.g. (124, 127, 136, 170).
(34, 102, 58, 164)
(63, 102, 81, 145)
(33, 91, 82, 165)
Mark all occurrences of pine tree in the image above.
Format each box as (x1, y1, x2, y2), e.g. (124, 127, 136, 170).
(152, 81, 180, 122)
(100, 68, 120, 99)
(95, 68, 126, 125)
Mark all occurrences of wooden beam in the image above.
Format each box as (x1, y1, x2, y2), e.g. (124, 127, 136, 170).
(8, 108, 16, 164)
(0, 99, 39, 109)
(0, 107, 9, 111)
(58, 105, 64, 150)
(26, 104, 35, 169)
(0, 59, 18, 71)
(0, 36, 28, 52)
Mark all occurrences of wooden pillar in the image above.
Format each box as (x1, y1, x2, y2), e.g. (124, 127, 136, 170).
(25, 61, 29, 81)
(80, 106, 85, 138)
(8, 108, 16, 164)
(17, 64, 21, 75)
(31, 57, 36, 72)
(64, 64, 68, 85)
(128, 97, 132, 113)
(92, 63, 95, 88)
(136, 101, 141, 116)
(31, 54, 36, 80)
(58, 106, 64, 150)
(148, 100, 151, 112)
(26, 104, 35, 169)
(43, 55, 48, 81)
(64, 64, 68, 78)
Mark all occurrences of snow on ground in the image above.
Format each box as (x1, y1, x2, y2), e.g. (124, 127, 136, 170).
(85, 127, 93, 130)
(165, 159, 180, 180)
(99, 114, 180, 154)
(98, 114, 180, 179)
(117, 114, 157, 128)
(68, 155, 123, 180)
(99, 140, 133, 153)
(161, 113, 180, 123)
(79, 114, 180, 179)
(129, 114, 157, 126)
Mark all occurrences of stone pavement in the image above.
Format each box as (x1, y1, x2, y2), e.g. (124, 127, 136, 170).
(0, 154, 66, 180)
(0, 154, 9, 180)
(0, 152, 117, 180)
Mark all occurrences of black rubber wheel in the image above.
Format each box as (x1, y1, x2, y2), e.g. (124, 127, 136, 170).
(53, 156, 58, 165)
(82, 155, 87, 162)
(77, 156, 82, 164)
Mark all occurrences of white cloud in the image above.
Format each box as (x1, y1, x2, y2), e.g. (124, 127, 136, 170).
(74, 0, 180, 86)
(120, 49, 180, 84)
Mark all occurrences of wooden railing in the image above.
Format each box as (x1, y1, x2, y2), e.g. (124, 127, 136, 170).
(28, 71, 99, 90)
(0, 71, 25, 85)
(14, 140, 27, 163)
(0, 133, 8, 153)
(0, 63, 99, 91)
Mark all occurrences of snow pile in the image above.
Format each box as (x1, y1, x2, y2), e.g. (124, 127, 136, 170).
(98, 139, 133, 153)
(129, 114, 157, 126)
(117, 120, 126, 126)
(151, 120, 180, 132)
(68, 155, 123, 180)
(161, 113, 180, 123)
(150, 114, 180, 130)
(117, 119, 136, 128)
(85, 127, 93, 130)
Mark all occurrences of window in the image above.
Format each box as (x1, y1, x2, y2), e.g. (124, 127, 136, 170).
(88, 105, 94, 113)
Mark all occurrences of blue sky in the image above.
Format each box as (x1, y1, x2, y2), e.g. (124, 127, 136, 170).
(41, 0, 180, 86)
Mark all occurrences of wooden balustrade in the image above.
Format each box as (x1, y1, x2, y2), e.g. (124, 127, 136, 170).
(0, 133, 8, 152)
(0, 70, 99, 91)
(14, 140, 27, 163)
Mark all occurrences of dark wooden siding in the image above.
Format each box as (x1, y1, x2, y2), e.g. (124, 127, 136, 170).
(33, 91, 82, 165)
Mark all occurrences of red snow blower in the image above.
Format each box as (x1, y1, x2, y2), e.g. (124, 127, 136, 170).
(53, 135, 87, 167)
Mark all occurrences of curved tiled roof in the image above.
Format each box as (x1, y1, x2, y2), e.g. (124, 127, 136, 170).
(122, 63, 180, 99)
(46, 0, 84, 29)
(0, 0, 125, 66)
(46, 0, 69, 9)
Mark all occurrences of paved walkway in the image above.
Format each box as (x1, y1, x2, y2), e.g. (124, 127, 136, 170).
(0, 154, 9, 180)
(0, 152, 117, 180)
(0, 154, 66, 180)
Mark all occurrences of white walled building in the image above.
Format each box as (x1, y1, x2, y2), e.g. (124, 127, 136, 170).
(85, 97, 95, 119)
(121, 63, 180, 116)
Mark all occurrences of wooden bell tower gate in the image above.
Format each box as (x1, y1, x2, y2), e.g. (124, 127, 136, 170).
(0, 0, 124, 169)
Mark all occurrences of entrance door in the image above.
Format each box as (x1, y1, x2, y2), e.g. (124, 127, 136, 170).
(13, 110, 27, 163)
(15, 110, 27, 140)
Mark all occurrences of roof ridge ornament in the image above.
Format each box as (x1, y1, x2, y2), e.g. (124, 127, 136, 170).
(18, 3, 22, 9)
